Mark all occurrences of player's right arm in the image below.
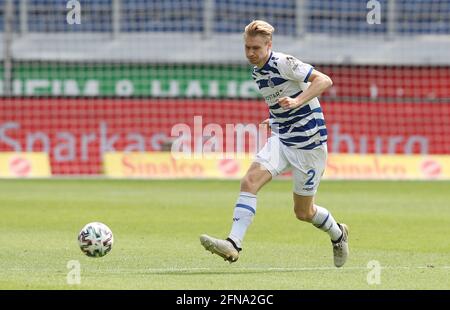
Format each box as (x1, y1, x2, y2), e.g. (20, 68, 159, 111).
(277, 54, 332, 110)
(279, 69, 332, 109)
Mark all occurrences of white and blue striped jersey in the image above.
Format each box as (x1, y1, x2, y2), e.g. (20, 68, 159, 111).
(252, 51, 327, 150)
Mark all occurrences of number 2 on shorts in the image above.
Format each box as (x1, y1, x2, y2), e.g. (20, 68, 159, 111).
(305, 169, 316, 186)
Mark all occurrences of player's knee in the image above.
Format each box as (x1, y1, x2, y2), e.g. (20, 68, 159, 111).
(294, 208, 315, 222)
(240, 174, 258, 193)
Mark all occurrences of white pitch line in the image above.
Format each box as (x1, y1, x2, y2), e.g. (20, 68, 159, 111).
(142, 266, 450, 273)
(4, 266, 450, 273)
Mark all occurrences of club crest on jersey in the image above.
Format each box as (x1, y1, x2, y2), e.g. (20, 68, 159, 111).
(268, 76, 275, 88)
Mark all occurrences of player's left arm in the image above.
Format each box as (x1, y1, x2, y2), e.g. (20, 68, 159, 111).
(279, 69, 333, 110)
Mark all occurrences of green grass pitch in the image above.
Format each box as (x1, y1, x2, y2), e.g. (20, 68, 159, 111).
(0, 179, 449, 289)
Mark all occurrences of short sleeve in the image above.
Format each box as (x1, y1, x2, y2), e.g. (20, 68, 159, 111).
(279, 55, 314, 83)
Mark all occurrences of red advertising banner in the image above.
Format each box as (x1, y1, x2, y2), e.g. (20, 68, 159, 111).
(321, 66, 450, 100)
(1, 98, 449, 174)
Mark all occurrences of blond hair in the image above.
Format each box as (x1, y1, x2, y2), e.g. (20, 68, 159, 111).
(244, 20, 275, 42)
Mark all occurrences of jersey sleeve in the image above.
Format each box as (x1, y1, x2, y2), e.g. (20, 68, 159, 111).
(278, 54, 314, 83)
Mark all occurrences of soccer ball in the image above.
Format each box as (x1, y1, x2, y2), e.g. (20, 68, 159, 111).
(78, 222, 114, 257)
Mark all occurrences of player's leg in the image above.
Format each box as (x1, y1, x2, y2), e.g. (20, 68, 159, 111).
(227, 161, 272, 246)
(292, 193, 348, 267)
(292, 193, 343, 241)
(229, 135, 291, 249)
(201, 136, 289, 262)
(289, 144, 349, 267)
(200, 163, 273, 262)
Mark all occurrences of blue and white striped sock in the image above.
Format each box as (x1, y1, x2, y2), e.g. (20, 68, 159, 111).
(311, 205, 343, 242)
(228, 192, 257, 249)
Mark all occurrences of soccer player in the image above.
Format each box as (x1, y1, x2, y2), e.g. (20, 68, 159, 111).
(200, 20, 349, 267)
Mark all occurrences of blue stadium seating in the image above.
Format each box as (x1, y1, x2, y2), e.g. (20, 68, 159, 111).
(0, 0, 448, 34)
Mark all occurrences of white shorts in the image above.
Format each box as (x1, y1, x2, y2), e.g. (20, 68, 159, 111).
(255, 135, 327, 196)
